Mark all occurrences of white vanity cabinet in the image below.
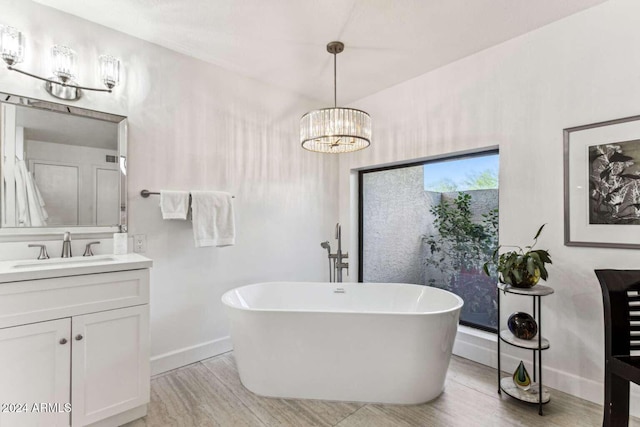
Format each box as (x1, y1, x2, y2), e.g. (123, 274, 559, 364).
(0, 318, 71, 427)
(0, 254, 152, 427)
(71, 305, 149, 427)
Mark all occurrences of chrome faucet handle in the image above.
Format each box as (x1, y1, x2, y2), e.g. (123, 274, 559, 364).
(83, 241, 100, 257)
(28, 244, 49, 260)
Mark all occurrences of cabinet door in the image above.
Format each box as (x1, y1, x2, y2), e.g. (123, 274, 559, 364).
(71, 305, 149, 426)
(0, 318, 71, 427)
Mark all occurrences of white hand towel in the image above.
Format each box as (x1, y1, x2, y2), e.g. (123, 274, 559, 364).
(16, 161, 47, 226)
(190, 191, 235, 247)
(160, 190, 190, 219)
(13, 160, 29, 226)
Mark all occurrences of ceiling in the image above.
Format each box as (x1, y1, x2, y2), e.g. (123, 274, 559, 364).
(34, 0, 607, 105)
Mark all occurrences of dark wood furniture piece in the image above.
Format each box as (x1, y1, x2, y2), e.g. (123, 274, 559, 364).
(595, 269, 640, 427)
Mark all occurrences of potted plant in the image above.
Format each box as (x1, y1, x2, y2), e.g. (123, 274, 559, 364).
(482, 224, 552, 288)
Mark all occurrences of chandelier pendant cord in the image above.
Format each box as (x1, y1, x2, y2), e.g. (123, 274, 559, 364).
(333, 51, 337, 108)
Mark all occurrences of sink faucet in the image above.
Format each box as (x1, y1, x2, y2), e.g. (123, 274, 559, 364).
(61, 231, 72, 258)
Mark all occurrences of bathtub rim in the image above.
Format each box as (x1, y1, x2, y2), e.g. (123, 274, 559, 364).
(221, 281, 464, 316)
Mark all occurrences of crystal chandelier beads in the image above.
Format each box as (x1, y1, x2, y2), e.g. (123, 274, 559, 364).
(300, 107, 371, 153)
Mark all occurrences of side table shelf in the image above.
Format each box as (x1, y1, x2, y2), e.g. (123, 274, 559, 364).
(499, 330, 549, 350)
(497, 283, 554, 415)
(500, 378, 550, 404)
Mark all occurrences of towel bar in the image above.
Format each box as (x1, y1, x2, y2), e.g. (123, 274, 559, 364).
(140, 189, 235, 198)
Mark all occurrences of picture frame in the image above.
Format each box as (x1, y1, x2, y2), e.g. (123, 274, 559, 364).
(564, 114, 640, 249)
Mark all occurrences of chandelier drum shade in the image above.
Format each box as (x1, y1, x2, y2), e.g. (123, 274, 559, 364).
(301, 41, 371, 154)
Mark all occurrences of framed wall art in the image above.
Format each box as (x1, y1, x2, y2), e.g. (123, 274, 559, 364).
(564, 114, 640, 249)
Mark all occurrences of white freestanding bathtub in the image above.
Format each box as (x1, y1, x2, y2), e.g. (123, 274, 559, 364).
(221, 282, 463, 404)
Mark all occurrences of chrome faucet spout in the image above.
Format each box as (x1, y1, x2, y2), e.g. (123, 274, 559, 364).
(61, 231, 72, 258)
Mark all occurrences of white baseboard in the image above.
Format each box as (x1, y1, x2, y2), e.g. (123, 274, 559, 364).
(150, 336, 233, 376)
(87, 405, 147, 427)
(453, 326, 498, 368)
(453, 326, 640, 418)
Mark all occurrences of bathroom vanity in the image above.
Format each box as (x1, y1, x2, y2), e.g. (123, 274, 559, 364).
(0, 253, 152, 427)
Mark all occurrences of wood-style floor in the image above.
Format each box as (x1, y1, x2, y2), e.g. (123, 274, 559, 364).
(125, 352, 638, 427)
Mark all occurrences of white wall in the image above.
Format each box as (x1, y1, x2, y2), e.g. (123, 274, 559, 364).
(0, 0, 339, 373)
(339, 0, 640, 412)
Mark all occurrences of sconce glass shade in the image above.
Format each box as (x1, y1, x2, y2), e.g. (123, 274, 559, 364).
(99, 54, 120, 89)
(300, 107, 371, 153)
(51, 45, 77, 83)
(1, 30, 120, 101)
(0, 26, 24, 66)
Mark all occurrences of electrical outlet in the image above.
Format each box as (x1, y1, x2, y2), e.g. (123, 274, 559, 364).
(133, 234, 146, 253)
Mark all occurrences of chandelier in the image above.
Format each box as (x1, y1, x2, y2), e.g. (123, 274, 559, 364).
(300, 41, 371, 154)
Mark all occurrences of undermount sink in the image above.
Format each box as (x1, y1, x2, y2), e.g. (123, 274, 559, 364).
(12, 255, 118, 269)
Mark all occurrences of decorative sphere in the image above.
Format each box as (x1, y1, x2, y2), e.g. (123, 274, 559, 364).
(507, 312, 538, 340)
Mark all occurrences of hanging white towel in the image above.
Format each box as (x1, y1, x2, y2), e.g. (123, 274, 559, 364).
(16, 160, 48, 226)
(190, 191, 235, 247)
(32, 177, 49, 223)
(160, 190, 189, 219)
(13, 159, 29, 226)
(26, 170, 48, 225)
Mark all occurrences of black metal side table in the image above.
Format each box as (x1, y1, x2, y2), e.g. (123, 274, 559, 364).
(497, 283, 554, 415)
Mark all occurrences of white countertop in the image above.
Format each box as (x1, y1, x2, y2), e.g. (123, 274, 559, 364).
(0, 253, 153, 283)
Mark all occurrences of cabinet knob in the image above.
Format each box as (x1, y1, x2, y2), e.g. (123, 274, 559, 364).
(75, 334, 83, 341)
(59, 338, 67, 345)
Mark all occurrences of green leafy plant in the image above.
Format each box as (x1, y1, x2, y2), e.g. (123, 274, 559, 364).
(482, 224, 552, 287)
(424, 193, 498, 274)
(423, 192, 499, 326)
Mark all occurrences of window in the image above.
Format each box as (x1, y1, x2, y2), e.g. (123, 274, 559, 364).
(359, 151, 499, 332)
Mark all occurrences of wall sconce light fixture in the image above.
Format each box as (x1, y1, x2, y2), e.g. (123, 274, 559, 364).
(0, 25, 121, 101)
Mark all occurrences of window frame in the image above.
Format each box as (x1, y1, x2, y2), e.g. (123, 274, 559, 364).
(358, 149, 499, 333)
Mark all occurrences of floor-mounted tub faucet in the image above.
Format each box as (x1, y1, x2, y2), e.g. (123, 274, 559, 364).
(320, 223, 349, 283)
(335, 223, 349, 282)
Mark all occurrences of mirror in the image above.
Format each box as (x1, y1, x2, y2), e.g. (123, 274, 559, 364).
(0, 93, 127, 234)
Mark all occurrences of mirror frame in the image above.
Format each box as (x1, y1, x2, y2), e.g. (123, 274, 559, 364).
(0, 92, 127, 239)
